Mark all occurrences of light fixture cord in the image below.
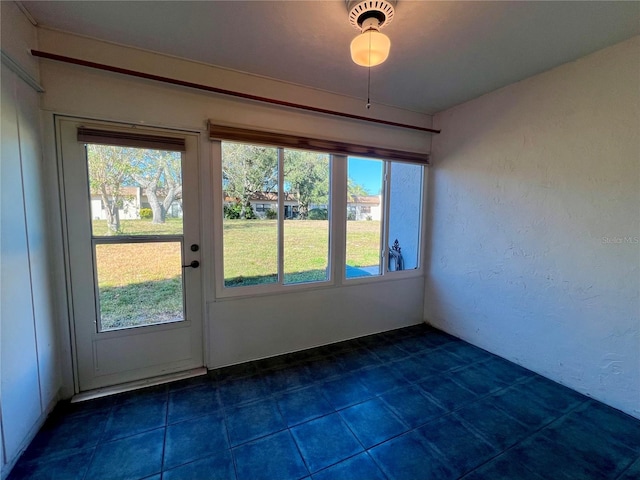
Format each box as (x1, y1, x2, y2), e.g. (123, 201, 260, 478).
(366, 30, 372, 109)
(367, 65, 371, 109)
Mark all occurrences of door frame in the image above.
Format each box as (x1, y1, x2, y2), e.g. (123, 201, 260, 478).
(55, 116, 206, 393)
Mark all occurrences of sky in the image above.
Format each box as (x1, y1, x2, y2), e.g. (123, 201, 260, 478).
(348, 157, 383, 195)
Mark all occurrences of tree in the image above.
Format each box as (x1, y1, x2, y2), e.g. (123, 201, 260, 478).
(87, 145, 137, 234)
(221, 142, 372, 221)
(284, 150, 329, 219)
(132, 150, 182, 224)
(346, 178, 370, 221)
(347, 178, 369, 201)
(222, 143, 278, 219)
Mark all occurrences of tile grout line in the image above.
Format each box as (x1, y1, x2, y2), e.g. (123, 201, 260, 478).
(614, 454, 640, 480)
(217, 383, 240, 480)
(458, 397, 592, 479)
(158, 387, 170, 479)
(80, 403, 114, 480)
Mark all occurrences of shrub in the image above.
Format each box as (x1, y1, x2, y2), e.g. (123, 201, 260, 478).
(139, 208, 153, 219)
(224, 202, 256, 219)
(224, 203, 241, 219)
(244, 204, 256, 219)
(308, 208, 328, 220)
(265, 208, 278, 219)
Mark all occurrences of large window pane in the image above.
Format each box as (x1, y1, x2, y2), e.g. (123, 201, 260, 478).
(86, 144, 183, 236)
(95, 242, 183, 331)
(388, 162, 423, 271)
(222, 142, 278, 287)
(346, 157, 383, 278)
(283, 150, 330, 284)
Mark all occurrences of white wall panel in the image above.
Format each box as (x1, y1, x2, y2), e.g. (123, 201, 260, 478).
(1, 4, 60, 477)
(0, 66, 42, 465)
(16, 77, 60, 409)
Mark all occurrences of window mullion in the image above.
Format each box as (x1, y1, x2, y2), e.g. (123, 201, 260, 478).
(277, 148, 285, 284)
(331, 155, 347, 284)
(382, 162, 392, 275)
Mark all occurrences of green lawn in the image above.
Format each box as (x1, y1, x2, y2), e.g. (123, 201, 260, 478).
(95, 241, 183, 330)
(222, 219, 381, 286)
(92, 217, 183, 236)
(93, 218, 381, 328)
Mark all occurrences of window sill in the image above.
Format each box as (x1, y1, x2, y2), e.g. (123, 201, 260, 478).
(212, 268, 424, 302)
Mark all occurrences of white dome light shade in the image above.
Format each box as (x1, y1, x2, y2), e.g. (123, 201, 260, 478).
(350, 29, 391, 67)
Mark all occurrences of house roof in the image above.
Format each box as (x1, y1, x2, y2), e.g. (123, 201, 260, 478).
(223, 192, 297, 203)
(349, 195, 381, 205)
(90, 186, 140, 197)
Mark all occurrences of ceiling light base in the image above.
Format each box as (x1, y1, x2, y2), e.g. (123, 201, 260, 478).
(347, 0, 396, 31)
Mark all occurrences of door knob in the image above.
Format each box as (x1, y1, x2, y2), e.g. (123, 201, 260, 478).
(182, 260, 200, 269)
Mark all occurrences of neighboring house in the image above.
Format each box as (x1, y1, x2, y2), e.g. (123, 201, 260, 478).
(224, 192, 299, 218)
(224, 192, 381, 220)
(347, 195, 382, 221)
(249, 192, 299, 219)
(90, 186, 142, 220)
(90, 186, 183, 220)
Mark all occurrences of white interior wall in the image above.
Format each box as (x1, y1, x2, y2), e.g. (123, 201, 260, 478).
(36, 30, 432, 377)
(211, 277, 425, 367)
(426, 36, 640, 418)
(1, 3, 61, 477)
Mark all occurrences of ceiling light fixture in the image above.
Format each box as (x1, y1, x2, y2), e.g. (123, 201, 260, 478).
(347, 0, 395, 68)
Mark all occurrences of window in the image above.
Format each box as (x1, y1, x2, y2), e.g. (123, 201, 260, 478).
(221, 142, 331, 289)
(213, 124, 427, 296)
(387, 162, 423, 271)
(345, 157, 424, 279)
(346, 158, 384, 277)
(84, 142, 186, 331)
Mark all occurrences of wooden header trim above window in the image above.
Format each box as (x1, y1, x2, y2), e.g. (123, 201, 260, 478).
(208, 123, 429, 164)
(77, 127, 186, 152)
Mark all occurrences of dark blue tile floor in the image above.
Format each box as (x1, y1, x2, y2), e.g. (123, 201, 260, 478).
(8, 324, 640, 479)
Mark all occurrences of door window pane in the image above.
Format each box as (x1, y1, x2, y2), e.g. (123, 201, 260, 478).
(222, 142, 279, 287)
(95, 242, 184, 331)
(283, 150, 330, 284)
(86, 144, 183, 236)
(388, 163, 423, 271)
(346, 158, 383, 278)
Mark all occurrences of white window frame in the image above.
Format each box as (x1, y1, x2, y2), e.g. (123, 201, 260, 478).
(212, 141, 335, 299)
(211, 143, 426, 300)
(343, 158, 426, 285)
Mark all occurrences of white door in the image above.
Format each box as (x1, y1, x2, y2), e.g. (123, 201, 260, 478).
(58, 118, 203, 392)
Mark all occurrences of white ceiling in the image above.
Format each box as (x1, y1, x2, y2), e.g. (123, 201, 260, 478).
(20, 1, 640, 115)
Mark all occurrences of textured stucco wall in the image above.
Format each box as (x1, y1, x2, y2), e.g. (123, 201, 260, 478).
(426, 36, 640, 418)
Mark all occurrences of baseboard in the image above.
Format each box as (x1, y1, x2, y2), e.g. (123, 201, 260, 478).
(71, 367, 207, 403)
